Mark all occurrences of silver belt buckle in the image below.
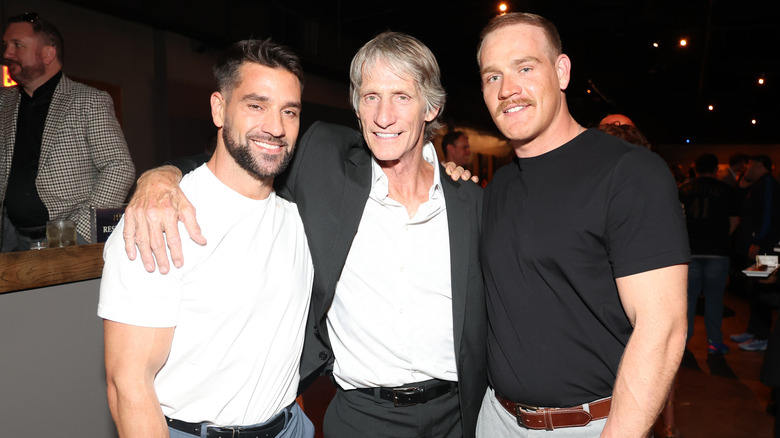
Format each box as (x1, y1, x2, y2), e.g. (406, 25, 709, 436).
(392, 386, 422, 407)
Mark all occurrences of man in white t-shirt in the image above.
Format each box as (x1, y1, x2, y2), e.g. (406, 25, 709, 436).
(98, 39, 315, 438)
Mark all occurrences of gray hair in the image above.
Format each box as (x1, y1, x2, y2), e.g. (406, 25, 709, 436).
(349, 31, 445, 142)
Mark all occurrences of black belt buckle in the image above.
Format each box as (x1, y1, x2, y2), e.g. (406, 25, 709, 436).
(392, 386, 423, 407)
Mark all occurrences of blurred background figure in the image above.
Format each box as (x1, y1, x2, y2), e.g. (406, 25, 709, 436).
(719, 152, 749, 187)
(731, 155, 780, 351)
(678, 153, 740, 355)
(597, 123, 651, 150)
(599, 113, 635, 127)
(441, 130, 472, 169)
(0, 12, 135, 251)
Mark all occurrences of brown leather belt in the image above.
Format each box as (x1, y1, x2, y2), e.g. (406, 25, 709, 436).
(495, 393, 611, 430)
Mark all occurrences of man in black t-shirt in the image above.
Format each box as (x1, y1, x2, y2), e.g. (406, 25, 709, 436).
(475, 13, 689, 437)
(679, 154, 740, 355)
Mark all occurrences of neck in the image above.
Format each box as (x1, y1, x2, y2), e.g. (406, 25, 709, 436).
(207, 143, 275, 200)
(21, 67, 60, 97)
(510, 114, 583, 159)
(378, 146, 434, 218)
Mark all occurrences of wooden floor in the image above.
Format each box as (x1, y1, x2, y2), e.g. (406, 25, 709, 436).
(299, 291, 777, 438)
(659, 291, 775, 438)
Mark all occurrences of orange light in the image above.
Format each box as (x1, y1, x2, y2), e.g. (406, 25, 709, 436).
(708, 105, 714, 111)
(586, 89, 591, 94)
(652, 42, 659, 48)
(499, 3, 508, 12)
(758, 77, 765, 85)
(752, 119, 758, 125)
(679, 39, 687, 47)
(3, 66, 17, 87)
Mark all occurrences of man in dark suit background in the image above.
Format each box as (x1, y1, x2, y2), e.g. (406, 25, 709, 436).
(0, 12, 135, 250)
(121, 32, 486, 438)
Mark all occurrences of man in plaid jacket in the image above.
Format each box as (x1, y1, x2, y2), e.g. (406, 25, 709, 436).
(0, 12, 134, 251)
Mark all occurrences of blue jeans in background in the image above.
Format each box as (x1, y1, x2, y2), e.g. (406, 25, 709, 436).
(687, 255, 730, 344)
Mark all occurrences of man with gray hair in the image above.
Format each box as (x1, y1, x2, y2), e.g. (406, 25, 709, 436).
(120, 31, 486, 438)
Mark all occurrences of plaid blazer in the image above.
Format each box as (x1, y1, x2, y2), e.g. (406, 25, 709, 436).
(0, 74, 135, 244)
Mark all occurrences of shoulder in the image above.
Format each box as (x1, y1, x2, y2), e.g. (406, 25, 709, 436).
(299, 121, 362, 148)
(0, 86, 18, 106)
(57, 75, 108, 102)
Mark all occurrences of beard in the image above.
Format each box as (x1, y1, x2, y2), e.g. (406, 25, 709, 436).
(222, 119, 293, 180)
(3, 58, 46, 87)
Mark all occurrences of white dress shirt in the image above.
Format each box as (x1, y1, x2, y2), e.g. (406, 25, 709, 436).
(328, 142, 457, 389)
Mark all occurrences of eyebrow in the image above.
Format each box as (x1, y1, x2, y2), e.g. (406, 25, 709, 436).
(480, 56, 543, 76)
(240, 93, 301, 110)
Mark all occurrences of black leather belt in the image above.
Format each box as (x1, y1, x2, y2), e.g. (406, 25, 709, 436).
(355, 379, 457, 407)
(165, 412, 285, 438)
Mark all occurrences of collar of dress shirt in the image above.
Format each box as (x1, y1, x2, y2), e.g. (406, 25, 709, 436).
(369, 141, 444, 203)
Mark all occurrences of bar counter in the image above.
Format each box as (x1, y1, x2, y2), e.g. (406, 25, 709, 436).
(0, 243, 104, 294)
(0, 243, 117, 436)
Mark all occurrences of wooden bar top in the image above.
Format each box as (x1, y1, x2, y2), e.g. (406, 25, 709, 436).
(0, 243, 104, 294)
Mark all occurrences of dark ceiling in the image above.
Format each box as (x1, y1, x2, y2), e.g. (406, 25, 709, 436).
(65, 0, 779, 145)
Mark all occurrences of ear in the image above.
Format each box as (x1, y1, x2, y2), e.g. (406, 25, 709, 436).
(555, 54, 572, 91)
(425, 106, 440, 123)
(41, 45, 57, 65)
(210, 92, 225, 128)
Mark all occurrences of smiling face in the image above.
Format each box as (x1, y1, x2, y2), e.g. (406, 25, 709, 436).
(357, 59, 438, 164)
(479, 23, 571, 154)
(211, 62, 301, 180)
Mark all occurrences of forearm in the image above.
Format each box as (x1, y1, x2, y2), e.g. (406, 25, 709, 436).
(107, 376, 169, 438)
(601, 318, 686, 437)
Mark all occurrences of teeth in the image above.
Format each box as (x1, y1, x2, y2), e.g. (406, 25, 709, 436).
(376, 132, 400, 138)
(253, 140, 281, 149)
(505, 106, 523, 114)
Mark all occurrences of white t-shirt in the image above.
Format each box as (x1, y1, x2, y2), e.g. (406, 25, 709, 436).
(98, 164, 313, 426)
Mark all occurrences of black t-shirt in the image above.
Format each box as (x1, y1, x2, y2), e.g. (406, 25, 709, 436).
(678, 176, 740, 255)
(481, 129, 690, 407)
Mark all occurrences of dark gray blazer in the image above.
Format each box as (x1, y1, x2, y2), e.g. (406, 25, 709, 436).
(276, 121, 486, 437)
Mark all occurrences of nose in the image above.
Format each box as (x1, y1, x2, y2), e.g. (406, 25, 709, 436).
(374, 98, 396, 128)
(3, 44, 14, 60)
(498, 76, 520, 100)
(263, 111, 286, 139)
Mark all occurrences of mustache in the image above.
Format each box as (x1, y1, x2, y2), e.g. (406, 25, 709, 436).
(496, 99, 535, 117)
(2, 59, 19, 66)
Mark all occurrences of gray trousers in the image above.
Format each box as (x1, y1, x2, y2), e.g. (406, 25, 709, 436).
(476, 388, 607, 437)
(324, 385, 462, 438)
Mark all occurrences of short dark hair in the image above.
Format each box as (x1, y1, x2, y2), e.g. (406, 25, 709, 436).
(213, 38, 304, 96)
(441, 131, 465, 159)
(477, 12, 562, 67)
(751, 154, 773, 172)
(7, 12, 65, 64)
(694, 153, 718, 175)
(728, 152, 749, 167)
